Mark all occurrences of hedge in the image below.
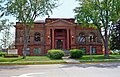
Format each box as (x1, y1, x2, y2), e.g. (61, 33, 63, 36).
(70, 49, 83, 58)
(48, 49, 64, 59)
(0, 51, 6, 56)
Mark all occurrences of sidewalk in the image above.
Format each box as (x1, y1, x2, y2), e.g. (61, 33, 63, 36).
(62, 56, 80, 63)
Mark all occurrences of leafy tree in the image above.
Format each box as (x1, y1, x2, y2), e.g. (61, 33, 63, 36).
(0, 0, 5, 32)
(0, 27, 13, 49)
(0, 0, 14, 50)
(0, 20, 6, 32)
(0, 19, 14, 49)
(110, 20, 120, 50)
(5, 0, 58, 58)
(74, 0, 120, 57)
(0, 0, 12, 32)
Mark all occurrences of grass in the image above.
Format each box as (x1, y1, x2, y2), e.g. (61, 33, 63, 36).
(78, 55, 120, 62)
(0, 55, 120, 65)
(0, 56, 66, 65)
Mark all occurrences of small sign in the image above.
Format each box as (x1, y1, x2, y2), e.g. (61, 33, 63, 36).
(8, 49, 18, 55)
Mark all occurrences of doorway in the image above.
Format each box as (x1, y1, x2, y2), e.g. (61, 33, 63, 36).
(56, 40, 63, 49)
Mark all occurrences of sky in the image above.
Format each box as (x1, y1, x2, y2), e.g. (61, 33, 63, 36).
(7, 0, 78, 22)
(37, 0, 78, 20)
(0, 0, 78, 47)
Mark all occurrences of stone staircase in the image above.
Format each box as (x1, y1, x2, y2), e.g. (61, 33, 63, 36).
(62, 50, 80, 63)
(63, 50, 70, 56)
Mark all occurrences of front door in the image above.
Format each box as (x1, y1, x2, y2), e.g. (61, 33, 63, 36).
(56, 40, 64, 49)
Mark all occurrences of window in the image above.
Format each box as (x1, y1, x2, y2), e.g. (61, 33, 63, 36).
(22, 48, 30, 56)
(78, 33, 85, 43)
(89, 32, 96, 42)
(91, 47, 96, 54)
(33, 48, 41, 55)
(34, 32, 41, 42)
(80, 47, 86, 53)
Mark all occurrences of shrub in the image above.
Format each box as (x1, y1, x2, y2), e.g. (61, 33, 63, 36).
(110, 50, 120, 55)
(0, 51, 6, 56)
(48, 49, 64, 59)
(70, 49, 83, 58)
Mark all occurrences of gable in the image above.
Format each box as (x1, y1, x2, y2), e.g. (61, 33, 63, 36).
(45, 19, 76, 26)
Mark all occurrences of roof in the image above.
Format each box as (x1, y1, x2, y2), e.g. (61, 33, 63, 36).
(15, 18, 76, 26)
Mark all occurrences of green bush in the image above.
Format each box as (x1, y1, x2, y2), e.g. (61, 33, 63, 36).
(70, 49, 83, 58)
(48, 49, 64, 59)
(0, 51, 6, 56)
(110, 50, 120, 55)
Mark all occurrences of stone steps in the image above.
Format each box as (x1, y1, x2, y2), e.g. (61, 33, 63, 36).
(63, 50, 70, 56)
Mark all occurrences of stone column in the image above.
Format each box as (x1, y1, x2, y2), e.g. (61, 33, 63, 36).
(67, 29, 69, 49)
(52, 29, 55, 49)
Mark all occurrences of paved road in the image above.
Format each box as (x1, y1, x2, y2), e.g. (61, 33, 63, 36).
(0, 63, 120, 77)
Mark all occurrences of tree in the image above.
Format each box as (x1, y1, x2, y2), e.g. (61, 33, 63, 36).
(110, 20, 120, 50)
(0, 19, 14, 51)
(0, 26, 13, 49)
(0, 0, 5, 32)
(0, 20, 6, 32)
(0, 0, 12, 32)
(74, 0, 120, 57)
(0, 0, 14, 49)
(5, 0, 58, 58)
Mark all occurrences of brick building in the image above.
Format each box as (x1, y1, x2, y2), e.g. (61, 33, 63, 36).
(15, 18, 103, 56)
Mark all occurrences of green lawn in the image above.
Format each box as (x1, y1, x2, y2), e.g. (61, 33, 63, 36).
(0, 56, 66, 65)
(0, 55, 120, 65)
(79, 55, 120, 62)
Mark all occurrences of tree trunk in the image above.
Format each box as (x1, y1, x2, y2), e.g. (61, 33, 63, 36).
(104, 1, 109, 57)
(104, 29, 109, 57)
(23, 35, 28, 59)
(22, 26, 28, 59)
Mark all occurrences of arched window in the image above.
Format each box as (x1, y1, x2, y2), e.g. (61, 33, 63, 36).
(78, 33, 85, 43)
(34, 32, 41, 42)
(89, 32, 96, 42)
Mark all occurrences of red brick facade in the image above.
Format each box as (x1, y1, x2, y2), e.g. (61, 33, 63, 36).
(15, 18, 103, 56)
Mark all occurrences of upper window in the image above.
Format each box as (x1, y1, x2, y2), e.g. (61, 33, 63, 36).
(78, 33, 85, 43)
(34, 32, 41, 42)
(89, 32, 96, 42)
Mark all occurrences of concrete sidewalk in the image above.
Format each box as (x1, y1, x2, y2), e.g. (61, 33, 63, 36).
(62, 56, 80, 63)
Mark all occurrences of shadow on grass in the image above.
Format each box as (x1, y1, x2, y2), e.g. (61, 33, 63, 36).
(10, 58, 23, 62)
(0, 57, 23, 62)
